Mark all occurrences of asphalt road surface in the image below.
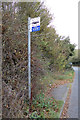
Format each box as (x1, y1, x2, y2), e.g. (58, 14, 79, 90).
(67, 66, 79, 118)
(78, 67, 80, 118)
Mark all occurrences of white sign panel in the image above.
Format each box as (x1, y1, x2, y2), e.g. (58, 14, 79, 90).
(30, 17, 40, 32)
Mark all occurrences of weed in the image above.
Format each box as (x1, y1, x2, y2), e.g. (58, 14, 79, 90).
(25, 93, 63, 118)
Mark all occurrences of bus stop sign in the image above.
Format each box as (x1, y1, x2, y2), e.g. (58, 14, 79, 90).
(30, 17, 40, 32)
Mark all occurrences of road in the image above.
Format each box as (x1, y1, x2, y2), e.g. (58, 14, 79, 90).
(78, 67, 80, 118)
(67, 66, 79, 118)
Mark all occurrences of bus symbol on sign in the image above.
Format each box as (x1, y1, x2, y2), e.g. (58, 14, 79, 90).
(30, 17, 40, 32)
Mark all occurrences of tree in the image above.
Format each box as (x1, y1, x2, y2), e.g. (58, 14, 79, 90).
(2, 2, 54, 118)
(2, 1, 75, 118)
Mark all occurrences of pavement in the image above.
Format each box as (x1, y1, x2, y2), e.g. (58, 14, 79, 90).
(50, 83, 69, 101)
(50, 66, 79, 118)
(50, 83, 69, 118)
(50, 81, 70, 118)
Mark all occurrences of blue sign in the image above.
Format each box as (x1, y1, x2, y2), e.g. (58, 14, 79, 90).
(30, 17, 40, 32)
(32, 26, 40, 32)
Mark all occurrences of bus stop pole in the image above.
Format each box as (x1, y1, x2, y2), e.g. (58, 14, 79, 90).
(28, 17, 31, 104)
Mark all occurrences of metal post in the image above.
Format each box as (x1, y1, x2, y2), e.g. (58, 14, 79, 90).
(28, 17, 31, 100)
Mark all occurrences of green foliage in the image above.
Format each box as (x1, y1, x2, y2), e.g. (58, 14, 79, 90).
(29, 111, 40, 118)
(70, 49, 80, 66)
(2, 1, 75, 118)
(25, 93, 63, 118)
(53, 69, 74, 82)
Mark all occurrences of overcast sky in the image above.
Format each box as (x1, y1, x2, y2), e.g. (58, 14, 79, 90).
(41, 0, 79, 49)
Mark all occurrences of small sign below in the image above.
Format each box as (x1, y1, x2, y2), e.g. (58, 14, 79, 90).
(30, 17, 40, 32)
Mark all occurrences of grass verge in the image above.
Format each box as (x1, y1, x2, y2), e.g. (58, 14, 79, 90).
(24, 92, 63, 118)
(24, 69, 74, 118)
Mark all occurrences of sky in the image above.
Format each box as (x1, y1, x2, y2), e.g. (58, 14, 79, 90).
(41, 0, 79, 49)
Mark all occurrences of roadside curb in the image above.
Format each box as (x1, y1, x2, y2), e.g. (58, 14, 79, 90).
(60, 70, 75, 118)
(59, 86, 69, 118)
(60, 84, 73, 118)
